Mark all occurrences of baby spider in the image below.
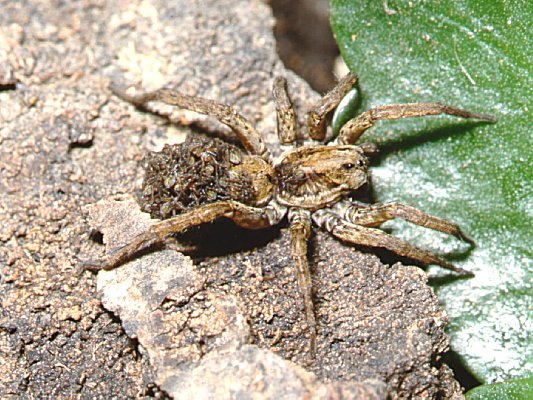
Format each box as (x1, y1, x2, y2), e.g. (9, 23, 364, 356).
(86, 73, 495, 356)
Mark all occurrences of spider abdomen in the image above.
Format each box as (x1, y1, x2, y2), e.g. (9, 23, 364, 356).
(140, 137, 258, 219)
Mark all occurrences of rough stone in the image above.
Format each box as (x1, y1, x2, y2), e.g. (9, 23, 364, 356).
(0, 0, 462, 398)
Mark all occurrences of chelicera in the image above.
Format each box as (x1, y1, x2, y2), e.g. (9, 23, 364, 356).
(86, 73, 495, 355)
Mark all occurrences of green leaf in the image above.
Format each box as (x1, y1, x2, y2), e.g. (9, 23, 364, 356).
(466, 375, 533, 400)
(330, 0, 532, 384)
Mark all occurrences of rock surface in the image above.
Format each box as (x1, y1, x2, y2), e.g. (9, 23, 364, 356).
(0, 0, 462, 398)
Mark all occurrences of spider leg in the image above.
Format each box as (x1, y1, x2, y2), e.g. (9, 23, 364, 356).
(273, 77, 298, 145)
(312, 209, 474, 276)
(333, 200, 474, 244)
(84, 200, 286, 271)
(109, 84, 269, 159)
(336, 102, 497, 145)
(288, 208, 317, 356)
(307, 72, 358, 141)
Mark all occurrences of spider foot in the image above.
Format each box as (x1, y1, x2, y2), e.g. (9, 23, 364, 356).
(358, 142, 379, 156)
(80, 251, 123, 272)
(82, 230, 160, 272)
(308, 329, 317, 359)
(454, 229, 476, 246)
(80, 258, 106, 272)
(437, 259, 475, 277)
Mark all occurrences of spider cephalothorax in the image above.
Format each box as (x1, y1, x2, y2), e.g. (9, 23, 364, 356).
(274, 145, 369, 210)
(87, 73, 495, 355)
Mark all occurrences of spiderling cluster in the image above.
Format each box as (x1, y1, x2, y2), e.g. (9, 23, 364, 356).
(141, 137, 255, 219)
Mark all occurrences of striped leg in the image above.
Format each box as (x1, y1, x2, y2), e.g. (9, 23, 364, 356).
(84, 200, 286, 271)
(336, 102, 496, 145)
(110, 83, 270, 158)
(273, 77, 298, 145)
(288, 208, 317, 356)
(307, 73, 358, 141)
(313, 208, 474, 276)
(333, 200, 473, 244)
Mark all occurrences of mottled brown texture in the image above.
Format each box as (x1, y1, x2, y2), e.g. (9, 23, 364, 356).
(140, 137, 256, 219)
(87, 195, 448, 398)
(272, 76, 298, 144)
(88, 195, 388, 399)
(94, 71, 488, 362)
(0, 0, 466, 398)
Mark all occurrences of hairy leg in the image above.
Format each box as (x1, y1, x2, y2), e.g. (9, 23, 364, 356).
(273, 77, 298, 145)
(336, 102, 496, 145)
(84, 200, 286, 271)
(288, 208, 317, 356)
(312, 209, 474, 276)
(307, 72, 358, 141)
(109, 83, 269, 158)
(333, 200, 473, 244)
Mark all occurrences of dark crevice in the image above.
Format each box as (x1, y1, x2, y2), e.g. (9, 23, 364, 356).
(89, 230, 104, 245)
(443, 351, 481, 392)
(68, 140, 94, 151)
(182, 219, 283, 260)
(269, 0, 339, 93)
(0, 82, 17, 91)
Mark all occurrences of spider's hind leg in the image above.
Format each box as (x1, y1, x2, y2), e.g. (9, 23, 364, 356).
(109, 83, 269, 158)
(84, 200, 285, 271)
(313, 208, 474, 276)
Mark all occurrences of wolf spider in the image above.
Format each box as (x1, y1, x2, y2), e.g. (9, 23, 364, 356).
(86, 73, 495, 355)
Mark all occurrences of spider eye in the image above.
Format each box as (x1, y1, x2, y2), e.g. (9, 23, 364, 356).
(293, 169, 306, 180)
(357, 159, 365, 167)
(342, 163, 355, 170)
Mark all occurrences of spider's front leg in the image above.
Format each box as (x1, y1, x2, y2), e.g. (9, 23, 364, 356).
(109, 83, 269, 159)
(336, 102, 496, 145)
(273, 77, 298, 145)
(333, 200, 474, 244)
(288, 208, 317, 356)
(84, 200, 286, 271)
(306, 73, 358, 141)
(312, 208, 474, 276)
